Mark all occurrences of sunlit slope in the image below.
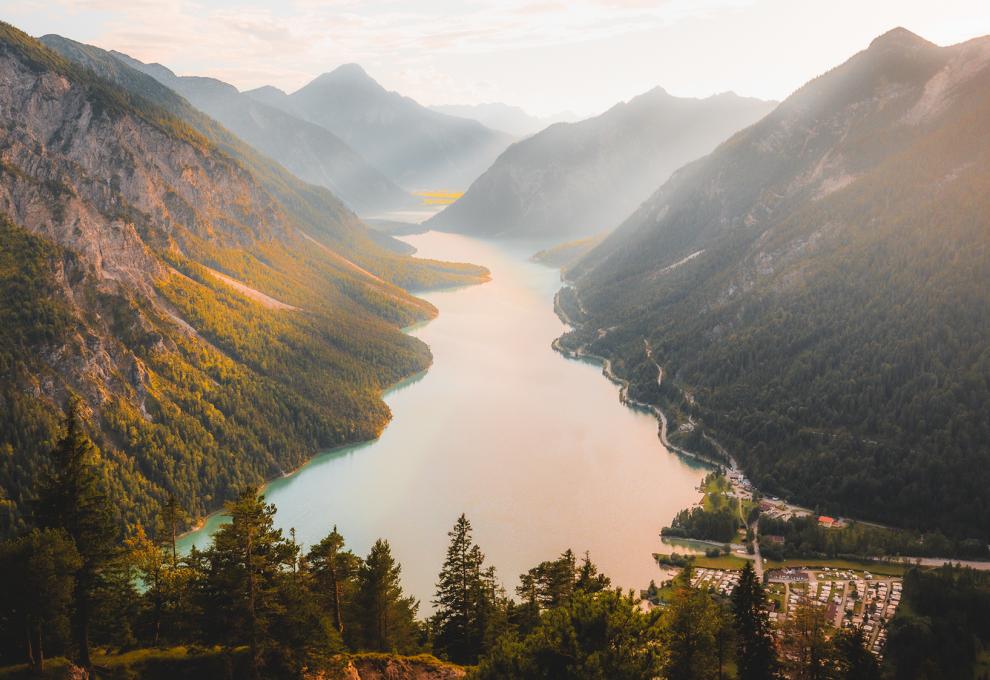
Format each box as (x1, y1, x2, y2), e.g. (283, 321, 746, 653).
(37, 34, 488, 292)
(426, 87, 777, 238)
(563, 28, 990, 539)
(0, 22, 481, 540)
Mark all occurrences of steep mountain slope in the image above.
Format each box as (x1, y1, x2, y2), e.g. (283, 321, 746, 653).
(99, 48, 414, 216)
(562, 28, 990, 539)
(428, 103, 582, 137)
(244, 65, 515, 191)
(425, 88, 777, 238)
(35, 35, 481, 290)
(0, 23, 486, 539)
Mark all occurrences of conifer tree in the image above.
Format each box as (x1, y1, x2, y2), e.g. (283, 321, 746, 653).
(0, 528, 81, 673)
(158, 494, 186, 569)
(731, 561, 779, 680)
(434, 514, 489, 664)
(661, 565, 719, 680)
(357, 539, 420, 653)
(194, 487, 293, 679)
(31, 399, 118, 669)
(307, 526, 358, 637)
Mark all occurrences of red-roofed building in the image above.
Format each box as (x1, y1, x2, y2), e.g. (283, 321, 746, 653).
(818, 516, 835, 528)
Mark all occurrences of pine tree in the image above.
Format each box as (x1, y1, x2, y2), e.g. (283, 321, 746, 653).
(0, 528, 81, 673)
(124, 525, 170, 646)
(732, 561, 779, 680)
(661, 565, 719, 680)
(473, 589, 663, 680)
(357, 539, 420, 654)
(306, 526, 358, 637)
(433, 514, 489, 664)
(574, 551, 611, 595)
(832, 626, 881, 680)
(194, 487, 293, 679)
(158, 494, 186, 569)
(31, 399, 118, 669)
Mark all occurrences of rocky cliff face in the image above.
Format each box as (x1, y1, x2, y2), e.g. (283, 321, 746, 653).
(0, 24, 442, 538)
(425, 87, 777, 238)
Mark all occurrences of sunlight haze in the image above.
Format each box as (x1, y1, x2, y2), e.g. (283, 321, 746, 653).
(4, 0, 988, 117)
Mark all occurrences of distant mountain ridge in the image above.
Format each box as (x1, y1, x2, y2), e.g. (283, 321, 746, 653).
(244, 65, 515, 191)
(426, 87, 778, 238)
(89, 46, 413, 216)
(428, 103, 583, 137)
(561, 28, 990, 539)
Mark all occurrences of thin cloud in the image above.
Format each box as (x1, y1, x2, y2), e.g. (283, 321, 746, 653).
(75, 0, 748, 76)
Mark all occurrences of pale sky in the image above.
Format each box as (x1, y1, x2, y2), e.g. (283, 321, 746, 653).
(5, 0, 990, 117)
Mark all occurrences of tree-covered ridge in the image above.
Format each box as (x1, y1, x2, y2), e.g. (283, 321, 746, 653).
(0, 23, 486, 539)
(561, 29, 990, 540)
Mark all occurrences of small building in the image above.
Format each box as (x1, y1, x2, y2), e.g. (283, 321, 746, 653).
(771, 535, 785, 544)
(818, 515, 836, 528)
(758, 500, 775, 512)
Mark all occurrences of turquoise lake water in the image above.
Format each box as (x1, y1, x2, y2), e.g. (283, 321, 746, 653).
(178, 231, 708, 608)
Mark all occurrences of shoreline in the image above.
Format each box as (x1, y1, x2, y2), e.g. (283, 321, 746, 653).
(177, 346, 440, 543)
(551, 291, 725, 472)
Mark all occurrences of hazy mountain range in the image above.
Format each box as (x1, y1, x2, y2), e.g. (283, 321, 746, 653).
(428, 103, 584, 137)
(245, 65, 515, 192)
(426, 87, 778, 238)
(562, 28, 990, 538)
(37, 36, 414, 217)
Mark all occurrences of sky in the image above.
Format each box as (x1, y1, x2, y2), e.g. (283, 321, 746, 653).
(4, 0, 990, 117)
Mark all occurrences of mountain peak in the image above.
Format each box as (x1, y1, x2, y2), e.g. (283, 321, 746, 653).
(248, 84, 287, 97)
(320, 63, 375, 84)
(868, 27, 932, 52)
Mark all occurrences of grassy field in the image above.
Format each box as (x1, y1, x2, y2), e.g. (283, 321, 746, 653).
(760, 556, 916, 577)
(0, 649, 233, 680)
(692, 554, 753, 570)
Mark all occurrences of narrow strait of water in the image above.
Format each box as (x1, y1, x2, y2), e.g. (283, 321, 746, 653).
(179, 231, 708, 608)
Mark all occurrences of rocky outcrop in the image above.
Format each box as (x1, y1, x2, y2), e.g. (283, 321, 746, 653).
(337, 655, 465, 680)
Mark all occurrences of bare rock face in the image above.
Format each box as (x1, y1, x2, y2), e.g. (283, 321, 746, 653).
(0, 43, 299, 412)
(0, 50, 291, 288)
(344, 656, 466, 680)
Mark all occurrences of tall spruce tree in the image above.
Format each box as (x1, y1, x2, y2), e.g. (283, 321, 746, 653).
(731, 561, 779, 680)
(31, 399, 118, 669)
(357, 539, 420, 653)
(307, 526, 358, 637)
(194, 487, 294, 679)
(433, 514, 490, 664)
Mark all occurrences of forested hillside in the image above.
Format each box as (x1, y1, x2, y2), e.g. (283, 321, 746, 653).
(562, 28, 990, 540)
(0, 22, 487, 540)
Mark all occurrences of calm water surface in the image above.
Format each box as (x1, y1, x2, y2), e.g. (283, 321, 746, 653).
(179, 232, 707, 606)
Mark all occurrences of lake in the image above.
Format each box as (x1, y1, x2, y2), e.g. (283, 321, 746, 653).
(179, 231, 708, 608)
